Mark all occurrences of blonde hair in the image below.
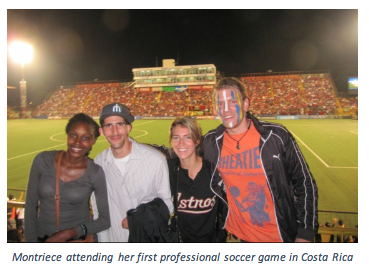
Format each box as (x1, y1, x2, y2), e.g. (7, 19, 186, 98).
(169, 117, 203, 157)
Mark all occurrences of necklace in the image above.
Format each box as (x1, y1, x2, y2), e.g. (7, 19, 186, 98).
(226, 120, 251, 150)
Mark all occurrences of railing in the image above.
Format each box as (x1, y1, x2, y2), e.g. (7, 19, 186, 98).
(316, 227, 358, 242)
(318, 210, 358, 229)
(239, 70, 331, 78)
(7, 194, 359, 243)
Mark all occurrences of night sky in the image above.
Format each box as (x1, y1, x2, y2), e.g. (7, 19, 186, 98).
(7, 9, 358, 107)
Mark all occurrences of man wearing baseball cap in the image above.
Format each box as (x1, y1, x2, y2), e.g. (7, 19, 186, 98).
(91, 103, 173, 242)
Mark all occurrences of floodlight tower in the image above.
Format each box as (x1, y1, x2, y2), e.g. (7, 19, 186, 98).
(9, 41, 34, 118)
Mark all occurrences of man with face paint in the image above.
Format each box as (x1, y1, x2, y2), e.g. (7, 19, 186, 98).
(203, 77, 318, 242)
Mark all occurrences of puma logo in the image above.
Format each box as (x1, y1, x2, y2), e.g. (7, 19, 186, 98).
(273, 154, 281, 161)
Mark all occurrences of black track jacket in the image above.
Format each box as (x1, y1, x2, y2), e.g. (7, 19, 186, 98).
(203, 113, 318, 242)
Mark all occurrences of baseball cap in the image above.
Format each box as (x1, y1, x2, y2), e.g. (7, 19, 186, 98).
(99, 103, 135, 125)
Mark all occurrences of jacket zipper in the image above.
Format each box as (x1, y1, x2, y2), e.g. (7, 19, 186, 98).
(259, 130, 284, 242)
(209, 133, 229, 229)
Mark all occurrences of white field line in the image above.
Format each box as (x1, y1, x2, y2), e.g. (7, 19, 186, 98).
(7, 120, 156, 161)
(7, 143, 66, 161)
(350, 131, 358, 135)
(328, 166, 359, 169)
(131, 129, 148, 138)
(290, 131, 330, 168)
(290, 131, 358, 169)
(50, 133, 66, 142)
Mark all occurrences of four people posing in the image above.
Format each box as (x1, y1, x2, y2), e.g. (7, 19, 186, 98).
(25, 78, 317, 242)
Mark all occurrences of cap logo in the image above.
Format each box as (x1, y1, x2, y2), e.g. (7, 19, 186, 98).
(112, 104, 121, 113)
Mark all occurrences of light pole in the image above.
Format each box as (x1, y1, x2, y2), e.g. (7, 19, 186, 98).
(9, 41, 33, 118)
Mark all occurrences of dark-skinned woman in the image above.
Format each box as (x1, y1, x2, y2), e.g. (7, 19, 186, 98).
(25, 113, 110, 242)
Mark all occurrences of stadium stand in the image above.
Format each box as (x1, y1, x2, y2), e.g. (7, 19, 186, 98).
(301, 74, 336, 115)
(241, 77, 276, 115)
(241, 72, 340, 116)
(31, 72, 356, 118)
(7, 106, 19, 119)
(33, 88, 73, 117)
(337, 97, 358, 115)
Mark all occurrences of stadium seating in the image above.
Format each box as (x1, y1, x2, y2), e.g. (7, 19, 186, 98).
(241, 73, 338, 116)
(31, 73, 350, 118)
(301, 74, 336, 115)
(337, 97, 358, 115)
(7, 106, 19, 119)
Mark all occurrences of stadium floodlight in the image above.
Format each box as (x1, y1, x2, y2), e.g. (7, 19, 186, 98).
(9, 41, 34, 118)
(9, 41, 33, 80)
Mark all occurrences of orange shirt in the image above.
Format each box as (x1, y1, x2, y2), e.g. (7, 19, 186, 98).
(218, 124, 282, 242)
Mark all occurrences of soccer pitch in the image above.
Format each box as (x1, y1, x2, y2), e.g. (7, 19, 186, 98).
(7, 118, 358, 219)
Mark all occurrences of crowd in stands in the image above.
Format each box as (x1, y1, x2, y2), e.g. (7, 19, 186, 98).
(129, 90, 189, 116)
(33, 88, 73, 117)
(301, 75, 336, 115)
(338, 97, 358, 115)
(272, 76, 302, 115)
(7, 106, 19, 119)
(241, 74, 340, 116)
(242, 77, 276, 115)
(31, 74, 357, 118)
(188, 89, 212, 107)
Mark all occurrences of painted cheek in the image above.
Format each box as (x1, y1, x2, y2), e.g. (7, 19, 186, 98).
(237, 94, 242, 108)
(235, 104, 241, 123)
(236, 92, 244, 123)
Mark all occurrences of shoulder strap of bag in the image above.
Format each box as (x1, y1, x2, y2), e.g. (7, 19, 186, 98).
(172, 159, 180, 241)
(55, 151, 64, 232)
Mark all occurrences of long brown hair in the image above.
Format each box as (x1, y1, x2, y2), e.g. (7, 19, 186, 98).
(169, 117, 203, 157)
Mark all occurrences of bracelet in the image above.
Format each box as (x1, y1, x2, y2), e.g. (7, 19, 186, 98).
(80, 224, 87, 236)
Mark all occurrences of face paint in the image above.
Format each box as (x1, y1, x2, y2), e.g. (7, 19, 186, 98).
(215, 88, 246, 129)
(235, 91, 243, 124)
(223, 90, 228, 112)
(230, 90, 241, 125)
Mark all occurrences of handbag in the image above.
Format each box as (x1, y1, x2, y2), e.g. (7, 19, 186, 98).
(54, 151, 94, 243)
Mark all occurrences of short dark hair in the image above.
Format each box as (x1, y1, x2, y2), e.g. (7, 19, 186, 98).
(66, 113, 100, 140)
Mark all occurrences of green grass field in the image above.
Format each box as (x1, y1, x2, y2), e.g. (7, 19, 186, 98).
(7, 118, 358, 225)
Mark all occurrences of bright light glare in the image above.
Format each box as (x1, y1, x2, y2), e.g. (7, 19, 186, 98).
(9, 41, 34, 65)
